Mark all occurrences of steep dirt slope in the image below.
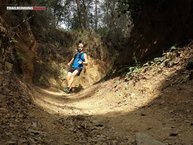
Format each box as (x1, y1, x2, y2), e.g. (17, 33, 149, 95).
(0, 3, 113, 90)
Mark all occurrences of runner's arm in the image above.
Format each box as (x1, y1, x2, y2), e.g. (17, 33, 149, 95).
(68, 57, 74, 66)
(82, 53, 88, 65)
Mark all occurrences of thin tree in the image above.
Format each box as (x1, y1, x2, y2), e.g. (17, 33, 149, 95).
(94, 0, 98, 30)
(75, 0, 84, 29)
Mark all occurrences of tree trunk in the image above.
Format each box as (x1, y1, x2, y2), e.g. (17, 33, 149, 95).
(94, 0, 98, 30)
(82, 0, 88, 29)
(75, 0, 84, 29)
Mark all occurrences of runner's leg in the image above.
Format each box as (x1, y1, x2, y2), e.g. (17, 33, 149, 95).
(66, 72, 72, 87)
(68, 69, 79, 89)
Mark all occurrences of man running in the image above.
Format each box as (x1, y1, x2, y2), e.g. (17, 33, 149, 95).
(64, 41, 88, 93)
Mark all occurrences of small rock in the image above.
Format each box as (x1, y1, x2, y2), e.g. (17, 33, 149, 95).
(184, 120, 190, 123)
(29, 137, 38, 144)
(136, 133, 165, 145)
(124, 84, 128, 89)
(112, 140, 118, 145)
(140, 113, 146, 116)
(169, 110, 174, 113)
(94, 124, 105, 130)
(186, 109, 191, 113)
(0, 107, 8, 113)
(160, 101, 165, 105)
(169, 132, 178, 137)
(6, 140, 17, 145)
(32, 122, 38, 128)
(28, 129, 46, 136)
(169, 118, 175, 121)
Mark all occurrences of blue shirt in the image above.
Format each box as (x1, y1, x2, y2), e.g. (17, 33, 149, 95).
(72, 52, 85, 69)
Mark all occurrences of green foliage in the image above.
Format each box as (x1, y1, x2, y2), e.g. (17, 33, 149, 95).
(127, 65, 142, 76)
(10, 38, 17, 43)
(123, 65, 142, 81)
(132, 52, 140, 66)
(117, 64, 141, 74)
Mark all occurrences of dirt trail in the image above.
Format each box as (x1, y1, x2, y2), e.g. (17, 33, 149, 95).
(27, 47, 193, 145)
(1, 47, 193, 145)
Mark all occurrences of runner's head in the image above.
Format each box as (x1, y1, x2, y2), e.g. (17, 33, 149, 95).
(77, 42, 84, 52)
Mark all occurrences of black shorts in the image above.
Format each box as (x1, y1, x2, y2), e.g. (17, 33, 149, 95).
(68, 67, 82, 76)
